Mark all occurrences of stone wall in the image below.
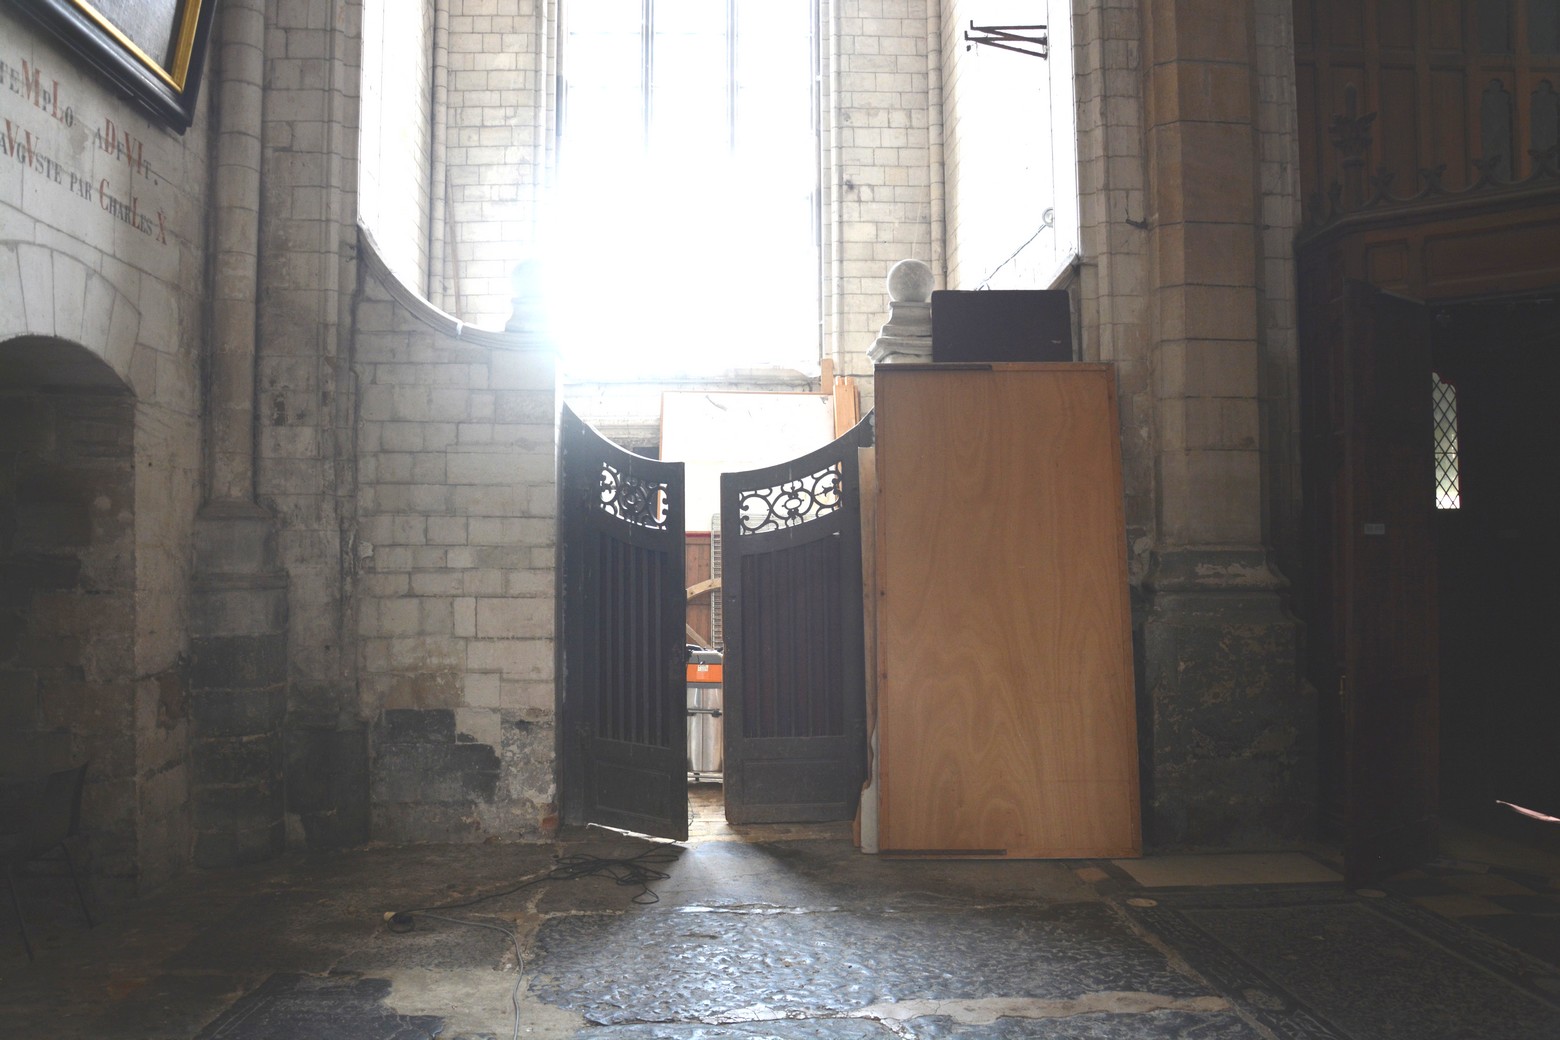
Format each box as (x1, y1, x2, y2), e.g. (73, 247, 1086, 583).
(354, 235, 559, 842)
(1119, 0, 1311, 847)
(440, 0, 551, 326)
(251, 0, 366, 853)
(820, 0, 935, 393)
(0, 8, 209, 894)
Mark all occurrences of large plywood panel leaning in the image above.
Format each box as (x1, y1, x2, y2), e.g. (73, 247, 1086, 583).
(874, 364, 1141, 858)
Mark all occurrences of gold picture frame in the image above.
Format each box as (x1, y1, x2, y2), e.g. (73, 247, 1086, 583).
(6, 0, 218, 132)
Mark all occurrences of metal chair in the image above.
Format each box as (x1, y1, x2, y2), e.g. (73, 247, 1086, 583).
(0, 762, 94, 960)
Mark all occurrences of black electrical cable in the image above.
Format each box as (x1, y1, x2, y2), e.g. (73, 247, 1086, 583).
(413, 913, 525, 1040)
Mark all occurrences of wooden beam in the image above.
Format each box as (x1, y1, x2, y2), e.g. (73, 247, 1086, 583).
(686, 577, 722, 600)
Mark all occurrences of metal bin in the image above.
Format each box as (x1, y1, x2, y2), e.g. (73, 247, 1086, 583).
(686, 649, 723, 782)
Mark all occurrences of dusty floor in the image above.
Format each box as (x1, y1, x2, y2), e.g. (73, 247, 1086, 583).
(2, 789, 1558, 1039)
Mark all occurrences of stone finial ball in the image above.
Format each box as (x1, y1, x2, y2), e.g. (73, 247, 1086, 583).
(886, 259, 934, 303)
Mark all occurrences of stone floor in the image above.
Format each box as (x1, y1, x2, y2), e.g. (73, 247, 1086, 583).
(1, 791, 1558, 1039)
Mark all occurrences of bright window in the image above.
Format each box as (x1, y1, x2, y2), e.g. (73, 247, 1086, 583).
(547, 0, 819, 377)
(1433, 372, 1461, 510)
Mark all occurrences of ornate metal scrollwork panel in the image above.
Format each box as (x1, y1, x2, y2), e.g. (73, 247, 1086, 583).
(736, 463, 845, 535)
(598, 463, 670, 530)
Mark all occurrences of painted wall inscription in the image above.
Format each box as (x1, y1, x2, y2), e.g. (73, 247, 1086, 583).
(1, 50, 173, 247)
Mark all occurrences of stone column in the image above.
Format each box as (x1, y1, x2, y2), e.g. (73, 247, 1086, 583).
(1138, 0, 1312, 847)
(190, 0, 289, 867)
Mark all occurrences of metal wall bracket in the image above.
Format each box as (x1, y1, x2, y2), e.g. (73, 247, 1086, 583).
(963, 22, 1049, 59)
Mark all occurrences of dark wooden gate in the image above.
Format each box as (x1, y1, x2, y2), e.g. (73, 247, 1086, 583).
(720, 414, 873, 823)
(558, 406, 688, 840)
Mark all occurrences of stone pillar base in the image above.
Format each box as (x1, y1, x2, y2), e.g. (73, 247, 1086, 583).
(1140, 549, 1315, 849)
(190, 500, 289, 867)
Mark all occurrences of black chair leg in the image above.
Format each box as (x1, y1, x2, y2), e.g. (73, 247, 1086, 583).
(61, 845, 93, 929)
(5, 867, 33, 961)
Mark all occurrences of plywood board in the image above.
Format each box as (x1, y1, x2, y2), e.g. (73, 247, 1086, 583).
(874, 364, 1140, 858)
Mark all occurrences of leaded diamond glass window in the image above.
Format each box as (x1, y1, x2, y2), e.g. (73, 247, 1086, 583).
(1433, 372, 1461, 510)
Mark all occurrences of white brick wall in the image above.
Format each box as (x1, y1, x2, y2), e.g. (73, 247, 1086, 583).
(441, 0, 550, 328)
(821, 0, 935, 392)
(355, 236, 559, 839)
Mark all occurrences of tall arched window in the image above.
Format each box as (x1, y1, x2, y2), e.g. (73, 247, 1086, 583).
(548, 0, 819, 376)
(1433, 371, 1461, 510)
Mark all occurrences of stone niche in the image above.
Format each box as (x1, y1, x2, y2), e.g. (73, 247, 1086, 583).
(0, 336, 170, 898)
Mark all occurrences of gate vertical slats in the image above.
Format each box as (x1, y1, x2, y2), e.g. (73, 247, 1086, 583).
(603, 534, 615, 741)
(589, 530, 603, 740)
(817, 542, 829, 735)
(628, 540, 642, 745)
(770, 551, 786, 739)
(605, 533, 617, 745)
(614, 538, 627, 744)
(792, 545, 804, 739)
(644, 546, 657, 747)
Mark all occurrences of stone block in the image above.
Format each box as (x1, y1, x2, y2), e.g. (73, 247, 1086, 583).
(190, 579, 289, 637)
(1141, 586, 1313, 848)
(1151, 0, 1252, 65)
(193, 819, 285, 868)
(193, 733, 283, 787)
(377, 707, 456, 744)
(189, 687, 287, 739)
(370, 739, 499, 803)
(0, 670, 38, 727)
(1150, 59, 1253, 127)
(1156, 448, 1264, 546)
(189, 633, 289, 689)
(191, 773, 284, 831)
(455, 706, 502, 747)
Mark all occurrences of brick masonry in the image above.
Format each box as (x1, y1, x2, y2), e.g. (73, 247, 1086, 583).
(354, 237, 559, 841)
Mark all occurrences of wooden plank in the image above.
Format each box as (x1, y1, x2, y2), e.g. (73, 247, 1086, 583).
(856, 445, 879, 852)
(685, 577, 721, 600)
(832, 376, 860, 438)
(685, 533, 712, 647)
(874, 364, 1140, 859)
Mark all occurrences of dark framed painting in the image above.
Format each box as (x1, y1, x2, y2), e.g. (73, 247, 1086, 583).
(6, 0, 218, 132)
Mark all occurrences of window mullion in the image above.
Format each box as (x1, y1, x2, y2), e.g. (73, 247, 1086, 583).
(642, 0, 653, 148)
(727, 0, 737, 150)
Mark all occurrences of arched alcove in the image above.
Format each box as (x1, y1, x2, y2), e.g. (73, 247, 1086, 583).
(0, 335, 142, 897)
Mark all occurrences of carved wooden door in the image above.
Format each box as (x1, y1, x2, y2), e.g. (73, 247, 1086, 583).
(1307, 284, 1439, 886)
